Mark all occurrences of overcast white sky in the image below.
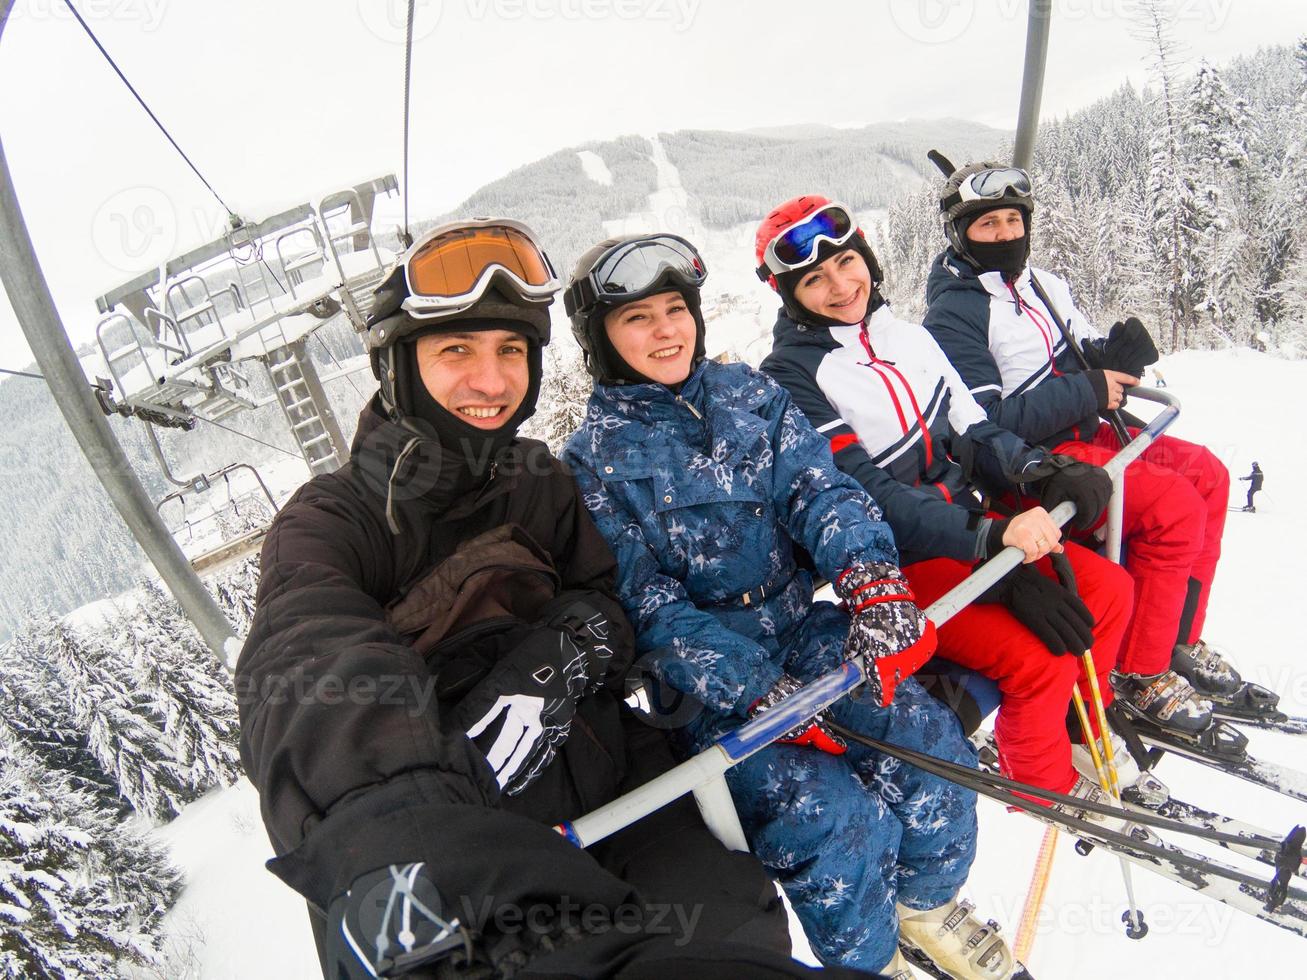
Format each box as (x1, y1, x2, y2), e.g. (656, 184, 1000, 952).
(0, 0, 1303, 371)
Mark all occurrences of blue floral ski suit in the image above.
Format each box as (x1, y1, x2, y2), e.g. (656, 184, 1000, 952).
(563, 360, 978, 970)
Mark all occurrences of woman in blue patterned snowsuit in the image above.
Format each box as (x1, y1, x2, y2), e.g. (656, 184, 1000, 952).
(560, 235, 1016, 977)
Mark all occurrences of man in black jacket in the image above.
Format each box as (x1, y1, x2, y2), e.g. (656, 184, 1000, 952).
(237, 220, 858, 979)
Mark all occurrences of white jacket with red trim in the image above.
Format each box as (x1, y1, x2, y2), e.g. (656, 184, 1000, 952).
(761, 301, 1047, 566)
(924, 250, 1108, 448)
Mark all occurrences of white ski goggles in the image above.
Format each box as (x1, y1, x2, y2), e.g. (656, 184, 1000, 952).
(943, 167, 1032, 211)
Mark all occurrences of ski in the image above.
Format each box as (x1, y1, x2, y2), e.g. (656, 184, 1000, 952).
(1210, 709, 1307, 737)
(1008, 804, 1307, 938)
(973, 732, 1307, 878)
(1138, 724, 1307, 805)
(1146, 797, 1307, 877)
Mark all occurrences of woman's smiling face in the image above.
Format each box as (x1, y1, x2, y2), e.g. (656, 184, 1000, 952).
(792, 248, 873, 324)
(603, 290, 697, 385)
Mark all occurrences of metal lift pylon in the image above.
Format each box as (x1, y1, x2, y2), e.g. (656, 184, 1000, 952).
(0, 0, 234, 664)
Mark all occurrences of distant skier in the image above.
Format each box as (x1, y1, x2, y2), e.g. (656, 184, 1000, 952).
(1240, 462, 1263, 512)
(921, 155, 1245, 730)
(1152, 367, 1168, 388)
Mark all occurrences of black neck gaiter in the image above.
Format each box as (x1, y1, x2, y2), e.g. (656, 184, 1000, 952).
(965, 235, 1031, 281)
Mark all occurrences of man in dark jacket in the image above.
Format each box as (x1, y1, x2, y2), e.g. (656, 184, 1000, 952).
(1240, 463, 1263, 512)
(237, 220, 850, 979)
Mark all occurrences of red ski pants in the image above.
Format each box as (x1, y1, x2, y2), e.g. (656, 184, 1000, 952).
(1052, 424, 1230, 676)
(904, 542, 1133, 794)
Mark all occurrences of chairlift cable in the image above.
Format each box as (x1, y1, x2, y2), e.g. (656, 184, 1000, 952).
(400, 0, 417, 247)
(193, 415, 304, 461)
(314, 332, 366, 400)
(60, 0, 236, 218)
(0, 367, 45, 380)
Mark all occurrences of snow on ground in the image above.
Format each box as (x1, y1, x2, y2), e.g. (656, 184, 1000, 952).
(146, 779, 318, 979)
(152, 347, 1306, 977)
(965, 348, 1307, 979)
(576, 149, 613, 186)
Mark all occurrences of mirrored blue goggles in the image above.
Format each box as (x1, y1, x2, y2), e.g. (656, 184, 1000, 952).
(757, 203, 857, 280)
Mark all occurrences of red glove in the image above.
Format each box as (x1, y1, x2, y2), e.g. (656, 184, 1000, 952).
(835, 562, 938, 707)
(749, 675, 847, 755)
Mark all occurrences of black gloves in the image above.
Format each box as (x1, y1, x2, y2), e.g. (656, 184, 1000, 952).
(1083, 317, 1159, 377)
(1103, 317, 1159, 376)
(452, 600, 614, 796)
(978, 563, 1096, 655)
(326, 863, 471, 978)
(1025, 454, 1112, 530)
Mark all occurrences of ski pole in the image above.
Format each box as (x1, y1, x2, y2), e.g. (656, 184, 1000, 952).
(1013, 825, 1059, 963)
(1070, 688, 1109, 791)
(1081, 650, 1122, 799)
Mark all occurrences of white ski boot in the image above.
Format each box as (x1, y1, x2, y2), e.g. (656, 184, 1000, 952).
(1071, 731, 1169, 808)
(882, 947, 926, 979)
(896, 897, 1016, 980)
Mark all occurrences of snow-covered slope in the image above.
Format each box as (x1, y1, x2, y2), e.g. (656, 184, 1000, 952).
(150, 348, 1305, 975)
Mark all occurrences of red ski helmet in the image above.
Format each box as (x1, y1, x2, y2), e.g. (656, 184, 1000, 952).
(754, 195, 884, 324)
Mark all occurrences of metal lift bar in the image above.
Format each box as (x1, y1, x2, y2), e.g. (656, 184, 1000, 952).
(0, 0, 235, 663)
(1013, 0, 1052, 171)
(560, 388, 1181, 849)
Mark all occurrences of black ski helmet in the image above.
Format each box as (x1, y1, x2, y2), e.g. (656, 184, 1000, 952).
(565, 234, 707, 384)
(929, 150, 1035, 271)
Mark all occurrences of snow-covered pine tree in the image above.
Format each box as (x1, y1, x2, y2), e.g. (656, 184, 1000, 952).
(118, 581, 242, 797)
(521, 344, 593, 452)
(24, 616, 193, 822)
(0, 632, 124, 817)
(1131, 0, 1210, 350)
(120, 582, 243, 799)
(0, 730, 180, 978)
(879, 182, 940, 319)
(1184, 60, 1256, 343)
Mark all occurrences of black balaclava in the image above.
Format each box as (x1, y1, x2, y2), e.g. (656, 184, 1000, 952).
(777, 238, 886, 329)
(960, 204, 1032, 281)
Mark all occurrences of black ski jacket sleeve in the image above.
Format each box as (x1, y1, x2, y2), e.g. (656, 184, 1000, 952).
(236, 416, 637, 914)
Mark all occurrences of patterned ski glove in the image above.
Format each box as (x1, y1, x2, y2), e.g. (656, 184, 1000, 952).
(542, 597, 616, 696)
(749, 674, 847, 755)
(452, 626, 595, 796)
(835, 562, 938, 707)
(1025, 454, 1113, 530)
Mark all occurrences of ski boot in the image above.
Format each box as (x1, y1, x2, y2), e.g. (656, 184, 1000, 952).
(1054, 773, 1124, 832)
(882, 947, 925, 979)
(1172, 640, 1242, 698)
(1111, 669, 1213, 736)
(896, 898, 1016, 980)
(1071, 732, 1170, 809)
(1173, 640, 1282, 721)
